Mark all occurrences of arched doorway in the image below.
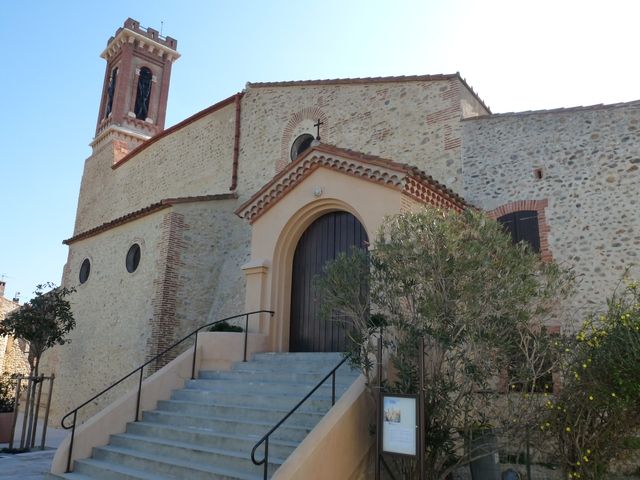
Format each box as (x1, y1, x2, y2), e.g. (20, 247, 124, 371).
(289, 211, 368, 352)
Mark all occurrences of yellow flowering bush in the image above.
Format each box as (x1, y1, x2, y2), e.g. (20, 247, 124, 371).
(546, 281, 640, 478)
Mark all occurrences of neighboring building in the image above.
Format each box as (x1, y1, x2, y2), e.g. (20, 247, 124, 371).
(44, 17, 640, 431)
(0, 281, 30, 376)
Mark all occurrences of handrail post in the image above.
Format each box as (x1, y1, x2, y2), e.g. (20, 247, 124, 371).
(263, 437, 269, 480)
(66, 411, 77, 473)
(192, 330, 199, 380)
(331, 371, 336, 406)
(135, 368, 143, 422)
(243, 313, 249, 362)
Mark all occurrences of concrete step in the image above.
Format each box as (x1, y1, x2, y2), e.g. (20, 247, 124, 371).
(154, 399, 325, 428)
(231, 359, 350, 374)
(184, 378, 351, 397)
(170, 386, 336, 411)
(46, 473, 99, 480)
(123, 423, 298, 459)
(250, 352, 344, 362)
(72, 456, 175, 479)
(108, 433, 284, 475)
(198, 368, 358, 385)
(88, 444, 275, 479)
(141, 409, 314, 443)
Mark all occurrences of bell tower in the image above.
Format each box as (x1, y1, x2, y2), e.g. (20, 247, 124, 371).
(92, 18, 180, 163)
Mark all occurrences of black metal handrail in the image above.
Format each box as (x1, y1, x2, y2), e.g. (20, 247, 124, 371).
(251, 355, 349, 479)
(60, 310, 274, 473)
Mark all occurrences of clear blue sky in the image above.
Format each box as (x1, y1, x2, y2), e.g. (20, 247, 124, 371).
(1, 0, 639, 302)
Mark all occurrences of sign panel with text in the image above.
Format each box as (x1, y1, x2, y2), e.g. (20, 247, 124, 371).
(381, 393, 418, 456)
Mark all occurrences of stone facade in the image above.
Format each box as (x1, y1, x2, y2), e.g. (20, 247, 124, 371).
(46, 22, 640, 447)
(74, 100, 236, 234)
(49, 74, 489, 421)
(462, 102, 640, 325)
(239, 76, 488, 198)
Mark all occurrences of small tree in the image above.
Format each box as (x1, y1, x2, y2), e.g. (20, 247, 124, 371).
(0, 282, 75, 447)
(0, 282, 75, 377)
(319, 207, 573, 478)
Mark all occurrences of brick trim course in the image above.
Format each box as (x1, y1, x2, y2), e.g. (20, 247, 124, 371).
(147, 211, 189, 370)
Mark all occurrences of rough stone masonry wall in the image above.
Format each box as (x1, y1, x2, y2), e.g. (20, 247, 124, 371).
(74, 102, 236, 234)
(46, 211, 164, 422)
(237, 78, 488, 201)
(50, 197, 250, 422)
(145, 199, 250, 368)
(0, 297, 29, 376)
(462, 102, 640, 324)
(169, 200, 251, 342)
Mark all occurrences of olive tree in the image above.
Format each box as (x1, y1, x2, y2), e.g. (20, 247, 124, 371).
(319, 207, 572, 478)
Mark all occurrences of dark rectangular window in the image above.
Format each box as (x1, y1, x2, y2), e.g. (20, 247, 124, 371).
(498, 210, 540, 253)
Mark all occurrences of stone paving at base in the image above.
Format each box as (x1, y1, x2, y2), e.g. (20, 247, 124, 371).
(0, 414, 67, 479)
(0, 448, 57, 479)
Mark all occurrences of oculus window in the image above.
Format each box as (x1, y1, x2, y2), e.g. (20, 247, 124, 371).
(126, 244, 141, 273)
(79, 259, 91, 284)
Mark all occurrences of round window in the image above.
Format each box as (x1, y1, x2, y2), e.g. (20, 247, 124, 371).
(79, 258, 91, 284)
(290, 134, 315, 161)
(126, 244, 141, 273)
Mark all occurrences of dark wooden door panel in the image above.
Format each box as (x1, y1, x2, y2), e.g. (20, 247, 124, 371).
(290, 211, 368, 352)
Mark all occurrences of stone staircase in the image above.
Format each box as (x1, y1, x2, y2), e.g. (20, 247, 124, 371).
(50, 352, 359, 480)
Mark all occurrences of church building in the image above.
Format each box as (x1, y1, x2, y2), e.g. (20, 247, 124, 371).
(44, 18, 640, 478)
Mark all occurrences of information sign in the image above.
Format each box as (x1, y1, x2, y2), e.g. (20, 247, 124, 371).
(381, 393, 418, 456)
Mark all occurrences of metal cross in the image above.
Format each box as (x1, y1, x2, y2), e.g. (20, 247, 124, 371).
(314, 119, 324, 141)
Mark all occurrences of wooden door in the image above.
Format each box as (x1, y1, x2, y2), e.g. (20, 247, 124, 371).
(289, 211, 368, 352)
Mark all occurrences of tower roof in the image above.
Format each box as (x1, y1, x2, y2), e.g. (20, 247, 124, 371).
(101, 18, 179, 62)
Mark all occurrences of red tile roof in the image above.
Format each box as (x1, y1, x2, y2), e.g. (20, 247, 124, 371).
(463, 99, 640, 120)
(247, 73, 490, 114)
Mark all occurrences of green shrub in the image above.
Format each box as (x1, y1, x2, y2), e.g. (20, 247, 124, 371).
(208, 321, 243, 333)
(0, 373, 16, 413)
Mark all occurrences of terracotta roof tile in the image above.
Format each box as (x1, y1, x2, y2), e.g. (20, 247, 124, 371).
(246, 74, 460, 88)
(235, 143, 469, 223)
(248, 73, 490, 114)
(464, 99, 640, 120)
